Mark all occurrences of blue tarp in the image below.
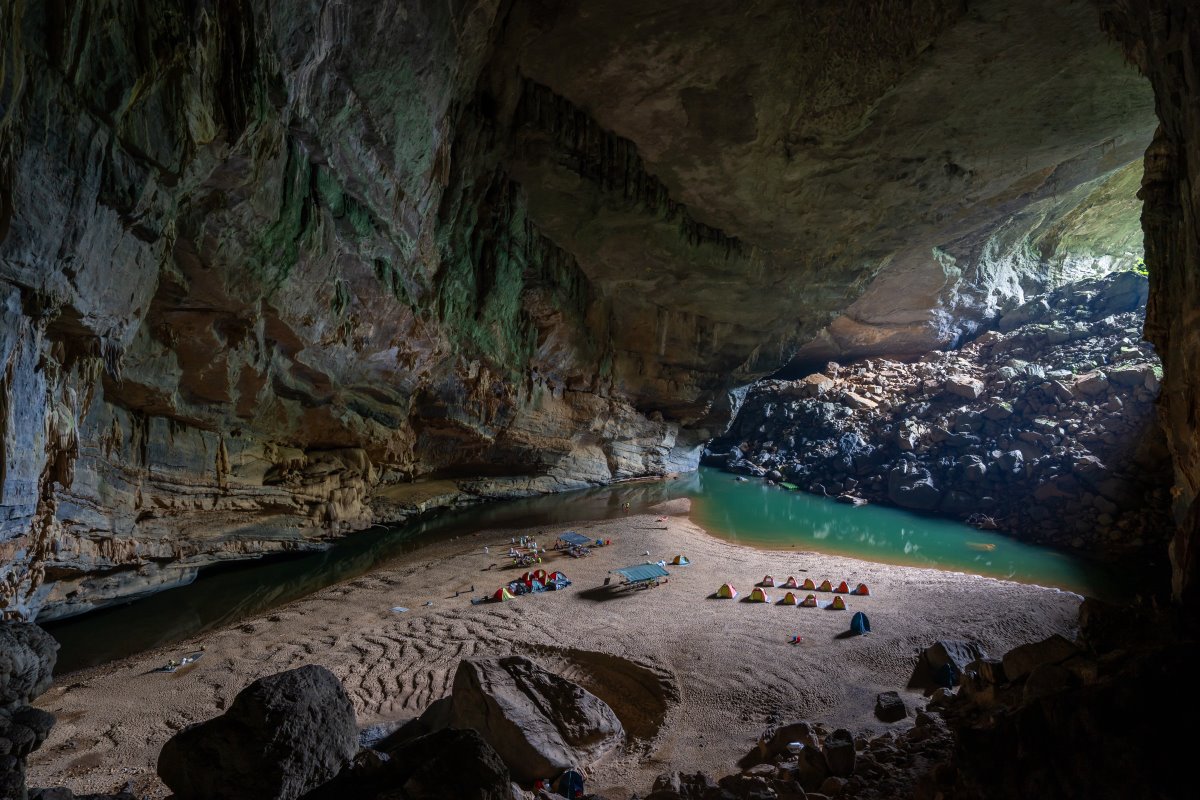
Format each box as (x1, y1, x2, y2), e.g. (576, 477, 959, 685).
(612, 563, 670, 584)
(557, 531, 592, 547)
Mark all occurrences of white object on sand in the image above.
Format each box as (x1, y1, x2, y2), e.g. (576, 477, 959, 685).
(391, 607, 409, 613)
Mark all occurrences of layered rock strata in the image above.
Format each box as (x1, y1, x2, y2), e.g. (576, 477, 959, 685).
(0, 0, 1156, 618)
(708, 273, 1171, 561)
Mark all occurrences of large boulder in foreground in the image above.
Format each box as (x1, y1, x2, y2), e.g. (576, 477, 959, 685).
(0, 623, 58, 709)
(450, 656, 623, 782)
(158, 665, 357, 800)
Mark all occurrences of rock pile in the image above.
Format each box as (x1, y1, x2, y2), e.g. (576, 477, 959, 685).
(1, 623, 58, 800)
(707, 272, 1172, 558)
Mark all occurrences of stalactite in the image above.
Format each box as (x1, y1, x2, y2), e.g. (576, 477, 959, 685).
(515, 79, 750, 259)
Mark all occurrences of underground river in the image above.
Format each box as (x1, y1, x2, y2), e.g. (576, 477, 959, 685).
(44, 467, 1115, 673)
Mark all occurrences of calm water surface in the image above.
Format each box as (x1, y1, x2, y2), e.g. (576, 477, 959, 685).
(45, 467, 1112, 673)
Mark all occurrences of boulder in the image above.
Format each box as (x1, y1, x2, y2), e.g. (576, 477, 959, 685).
(822, 729, 856, 777)
(646, 771, 723, 800)
(450, 656, 623, 782)
(887, 464, 941, 510)
(918, 640, 988, 687)
(1107, 364, 1151, 387)
(944, 375, 985, 400)
(800, 373, 835, 397)
(1074, 371, 1109, 397)
(843, 392, 878, 411)
(1001, 634, 1080, 682)
(0, 623, 59, 709)
(1, 705, 57, 800)
(874, 692, 907, 723)
(158, 665, 358, 800)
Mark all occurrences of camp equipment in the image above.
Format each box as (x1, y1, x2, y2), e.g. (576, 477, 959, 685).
(802, 578, 816, 590)
(834, 580, 849, 594)
(853, 582, 871, 596)
(761, 575, 775, 587)
(781, 576, 799, 589)
(671, 555, 690, 566)
(850, 611, 871, 635)
(830, 595, 847, 610)
(748, 587, 770, 602)
(800, 593, 818, 607)
(780, 591, 800, 606)
(610, 563, 670, 590)
(716, 582, 738, 599)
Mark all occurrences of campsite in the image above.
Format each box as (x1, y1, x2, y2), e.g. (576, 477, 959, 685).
(28, 503, 1081, 799)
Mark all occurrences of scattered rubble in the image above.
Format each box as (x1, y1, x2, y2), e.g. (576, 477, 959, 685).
(706, 273, 1172, 559)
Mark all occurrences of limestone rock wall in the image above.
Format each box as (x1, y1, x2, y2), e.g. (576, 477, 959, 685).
(0, 0, 1159, 618)
(1100, 0, 1200, 603)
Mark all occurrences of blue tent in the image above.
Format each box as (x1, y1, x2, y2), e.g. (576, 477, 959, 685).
(557, 531, 592, 547)
(850, 611, 871, 636)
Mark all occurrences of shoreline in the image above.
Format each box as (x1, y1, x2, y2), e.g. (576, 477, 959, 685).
(29, 500, 1083, 798)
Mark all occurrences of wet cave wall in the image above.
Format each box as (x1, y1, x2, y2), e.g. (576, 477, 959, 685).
(0, 0, 1164, 619)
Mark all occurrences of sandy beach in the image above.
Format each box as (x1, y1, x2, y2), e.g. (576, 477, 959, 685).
(28, 499, 1082, 797)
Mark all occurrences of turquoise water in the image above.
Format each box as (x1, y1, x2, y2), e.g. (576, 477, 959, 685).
(45, 467, 1112, 673)
(685, 469, 1115, 597)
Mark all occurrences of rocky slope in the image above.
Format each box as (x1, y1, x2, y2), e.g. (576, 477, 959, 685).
(707, 272, 1172, 562)
(0, 0, 1158, 619)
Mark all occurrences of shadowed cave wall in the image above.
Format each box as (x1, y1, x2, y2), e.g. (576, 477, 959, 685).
(0, 0, 1176, 621)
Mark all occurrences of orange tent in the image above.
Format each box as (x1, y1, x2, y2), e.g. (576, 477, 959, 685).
(818, 579, 833, 592)
(830, 596, 847, 610)
(834, 581, 849, 594)
(854, 583, 871, 596)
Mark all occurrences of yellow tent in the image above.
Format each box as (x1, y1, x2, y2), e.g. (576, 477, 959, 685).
(716, 583, 738, 599)
(781, 591, 800, 605)
(818, 579, 834, 592)
(671, 555, 690, 566)
(800, 593, 818, 607)
(748, 587, 770, 603)
(830, 595, 847, 610)
(802, 578, 816, 590)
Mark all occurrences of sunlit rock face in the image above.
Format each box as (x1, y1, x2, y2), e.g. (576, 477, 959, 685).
(0, 0, 1156, 618)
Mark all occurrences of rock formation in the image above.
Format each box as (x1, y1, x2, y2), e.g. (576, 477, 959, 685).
(0, 0, 1158, 618)
(0, 622, 58, 800)
(157, 664, 358, 800)
(450, 656, 624, 783)
(708, 272, 1172, 561)
(1098, 0, 1200, 605)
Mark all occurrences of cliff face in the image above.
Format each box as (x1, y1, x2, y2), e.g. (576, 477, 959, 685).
(0, 0, 1156, 619)
(1100, 1, 1200, 604)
